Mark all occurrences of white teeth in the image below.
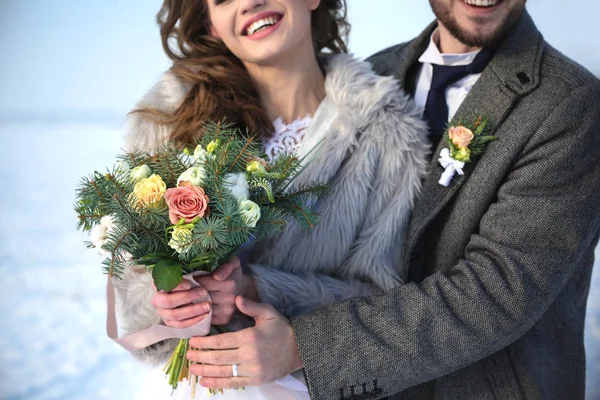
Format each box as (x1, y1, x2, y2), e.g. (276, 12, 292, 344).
(246, 16, 280, 36)
(463, 0, 499, 6)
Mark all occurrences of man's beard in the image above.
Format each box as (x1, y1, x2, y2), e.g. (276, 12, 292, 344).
(429, 0, 526, 48)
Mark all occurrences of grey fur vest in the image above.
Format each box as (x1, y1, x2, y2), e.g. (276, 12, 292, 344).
(114, 54, 429, 364)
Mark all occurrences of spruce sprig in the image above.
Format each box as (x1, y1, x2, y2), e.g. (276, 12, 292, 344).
(253, 207, 288, 240)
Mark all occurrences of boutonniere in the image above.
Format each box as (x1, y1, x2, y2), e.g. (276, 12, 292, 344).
(438, 116, 496, 187)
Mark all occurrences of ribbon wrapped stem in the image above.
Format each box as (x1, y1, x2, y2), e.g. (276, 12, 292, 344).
(438, 148, 465, 187)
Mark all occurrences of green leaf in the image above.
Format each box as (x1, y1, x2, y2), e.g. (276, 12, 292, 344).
(477, 135, 497, 145)
(474, 118, 489, 135)
(138, 252, 173, 262)
(133, 252, 173, 266)
(152, 259, 183, 292)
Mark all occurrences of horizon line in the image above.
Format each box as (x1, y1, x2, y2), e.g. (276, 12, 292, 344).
(0, 110, 128, 128)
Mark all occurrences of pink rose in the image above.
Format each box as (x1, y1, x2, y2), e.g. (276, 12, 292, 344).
(448, 126, 474, 149)
(164, 185, 209, 225)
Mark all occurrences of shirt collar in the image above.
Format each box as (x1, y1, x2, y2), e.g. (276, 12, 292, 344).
(418, 28, 481, 67)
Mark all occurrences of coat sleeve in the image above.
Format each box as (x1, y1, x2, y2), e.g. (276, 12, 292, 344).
(246, 264, 382, 317)
(290, 82, 600, 399)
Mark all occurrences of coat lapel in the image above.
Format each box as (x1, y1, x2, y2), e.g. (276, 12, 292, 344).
(386, 22, 437, 91)
(402, 11, 545, 278)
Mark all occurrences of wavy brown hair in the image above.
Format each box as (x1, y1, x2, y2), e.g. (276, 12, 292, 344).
(140, 0, 350, 147)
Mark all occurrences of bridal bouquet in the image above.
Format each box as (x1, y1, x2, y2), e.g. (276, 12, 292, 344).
(75, 122, 324, 394)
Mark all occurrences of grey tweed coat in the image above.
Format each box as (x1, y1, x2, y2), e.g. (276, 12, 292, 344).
(115, 54, 430, 364)
(290, 11, 600, 400)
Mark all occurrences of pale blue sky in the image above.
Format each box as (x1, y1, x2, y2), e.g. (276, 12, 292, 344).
(0, 0, 598, 121)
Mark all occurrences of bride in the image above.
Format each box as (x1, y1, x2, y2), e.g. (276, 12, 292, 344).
(115, 0, 429, 398)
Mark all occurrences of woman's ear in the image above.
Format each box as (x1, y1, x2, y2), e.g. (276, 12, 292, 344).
(307, 0, 321, 11)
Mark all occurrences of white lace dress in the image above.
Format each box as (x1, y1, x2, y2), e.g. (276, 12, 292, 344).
(262, 116, 312, 161)
(135, 117, 313, 400)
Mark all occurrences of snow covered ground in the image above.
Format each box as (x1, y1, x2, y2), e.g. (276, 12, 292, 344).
(1, 123, 599, 399)
(0, 123, 149, 399)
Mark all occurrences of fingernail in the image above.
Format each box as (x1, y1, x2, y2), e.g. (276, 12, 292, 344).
(197, 288, 207, 297)
(202, 303, 210, 312)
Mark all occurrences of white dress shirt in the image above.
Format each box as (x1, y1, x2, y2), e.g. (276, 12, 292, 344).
(414, 29, 482, 121)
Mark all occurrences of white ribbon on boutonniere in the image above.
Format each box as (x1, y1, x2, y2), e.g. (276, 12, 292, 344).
(438, 116, 496, 187)
(438, 148, 465, 187)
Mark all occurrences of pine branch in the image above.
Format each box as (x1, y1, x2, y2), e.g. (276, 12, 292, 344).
(90, 178, 105, 202)
(102, 255, 126, 279)
(276, 184, 329, 202)
(104, 227, 134, 278)
(254, 207, 288, 239)
(160, 152, 179, 186)
(270, 152, 301, 178)
(228, 136, 260, 171)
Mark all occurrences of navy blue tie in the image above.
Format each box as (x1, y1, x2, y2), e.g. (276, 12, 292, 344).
(423, 48, 495, 146)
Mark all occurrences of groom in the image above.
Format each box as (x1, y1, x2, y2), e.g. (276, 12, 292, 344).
(193, 1, 600, 398)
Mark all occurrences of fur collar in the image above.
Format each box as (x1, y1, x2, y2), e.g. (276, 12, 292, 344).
(123, 54, 415, 153)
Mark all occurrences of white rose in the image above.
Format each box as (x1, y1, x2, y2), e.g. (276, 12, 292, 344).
(177, 166, 206, 187)
(239, 200, 261, 228)
(180, 153, 195, 166)
(168, 226, 193, 253)
(225, 173, 249, 202)
(193, 146, 208, 165)
(130, 165, 153, 183)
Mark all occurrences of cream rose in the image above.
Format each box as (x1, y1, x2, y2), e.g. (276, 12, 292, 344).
(168, 226, 193, 253)
(177, 166, 206, 187)
(133, 174, 167, 208)
(448, 126, 474, 149)
(130, 164, 153, 183)
(193, 145, 208, 164)
(239, 199, 261, 228)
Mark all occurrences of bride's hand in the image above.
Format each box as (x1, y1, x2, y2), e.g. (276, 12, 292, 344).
(151, 279, 211, 329)
(151, 257, 256, 327)
(195, 256, 257, 325)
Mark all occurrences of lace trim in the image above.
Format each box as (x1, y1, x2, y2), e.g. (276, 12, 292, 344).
(262, 116, 312, 161)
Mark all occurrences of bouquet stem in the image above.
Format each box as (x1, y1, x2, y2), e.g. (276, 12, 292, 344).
(164, 338, 190, 390)
(164, 328, 234, 396)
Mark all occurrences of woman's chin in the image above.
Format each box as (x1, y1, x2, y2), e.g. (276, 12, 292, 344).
(239, 49, 290, 67)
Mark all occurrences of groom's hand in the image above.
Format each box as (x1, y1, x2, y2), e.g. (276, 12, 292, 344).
(187, 296, 303, 389)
